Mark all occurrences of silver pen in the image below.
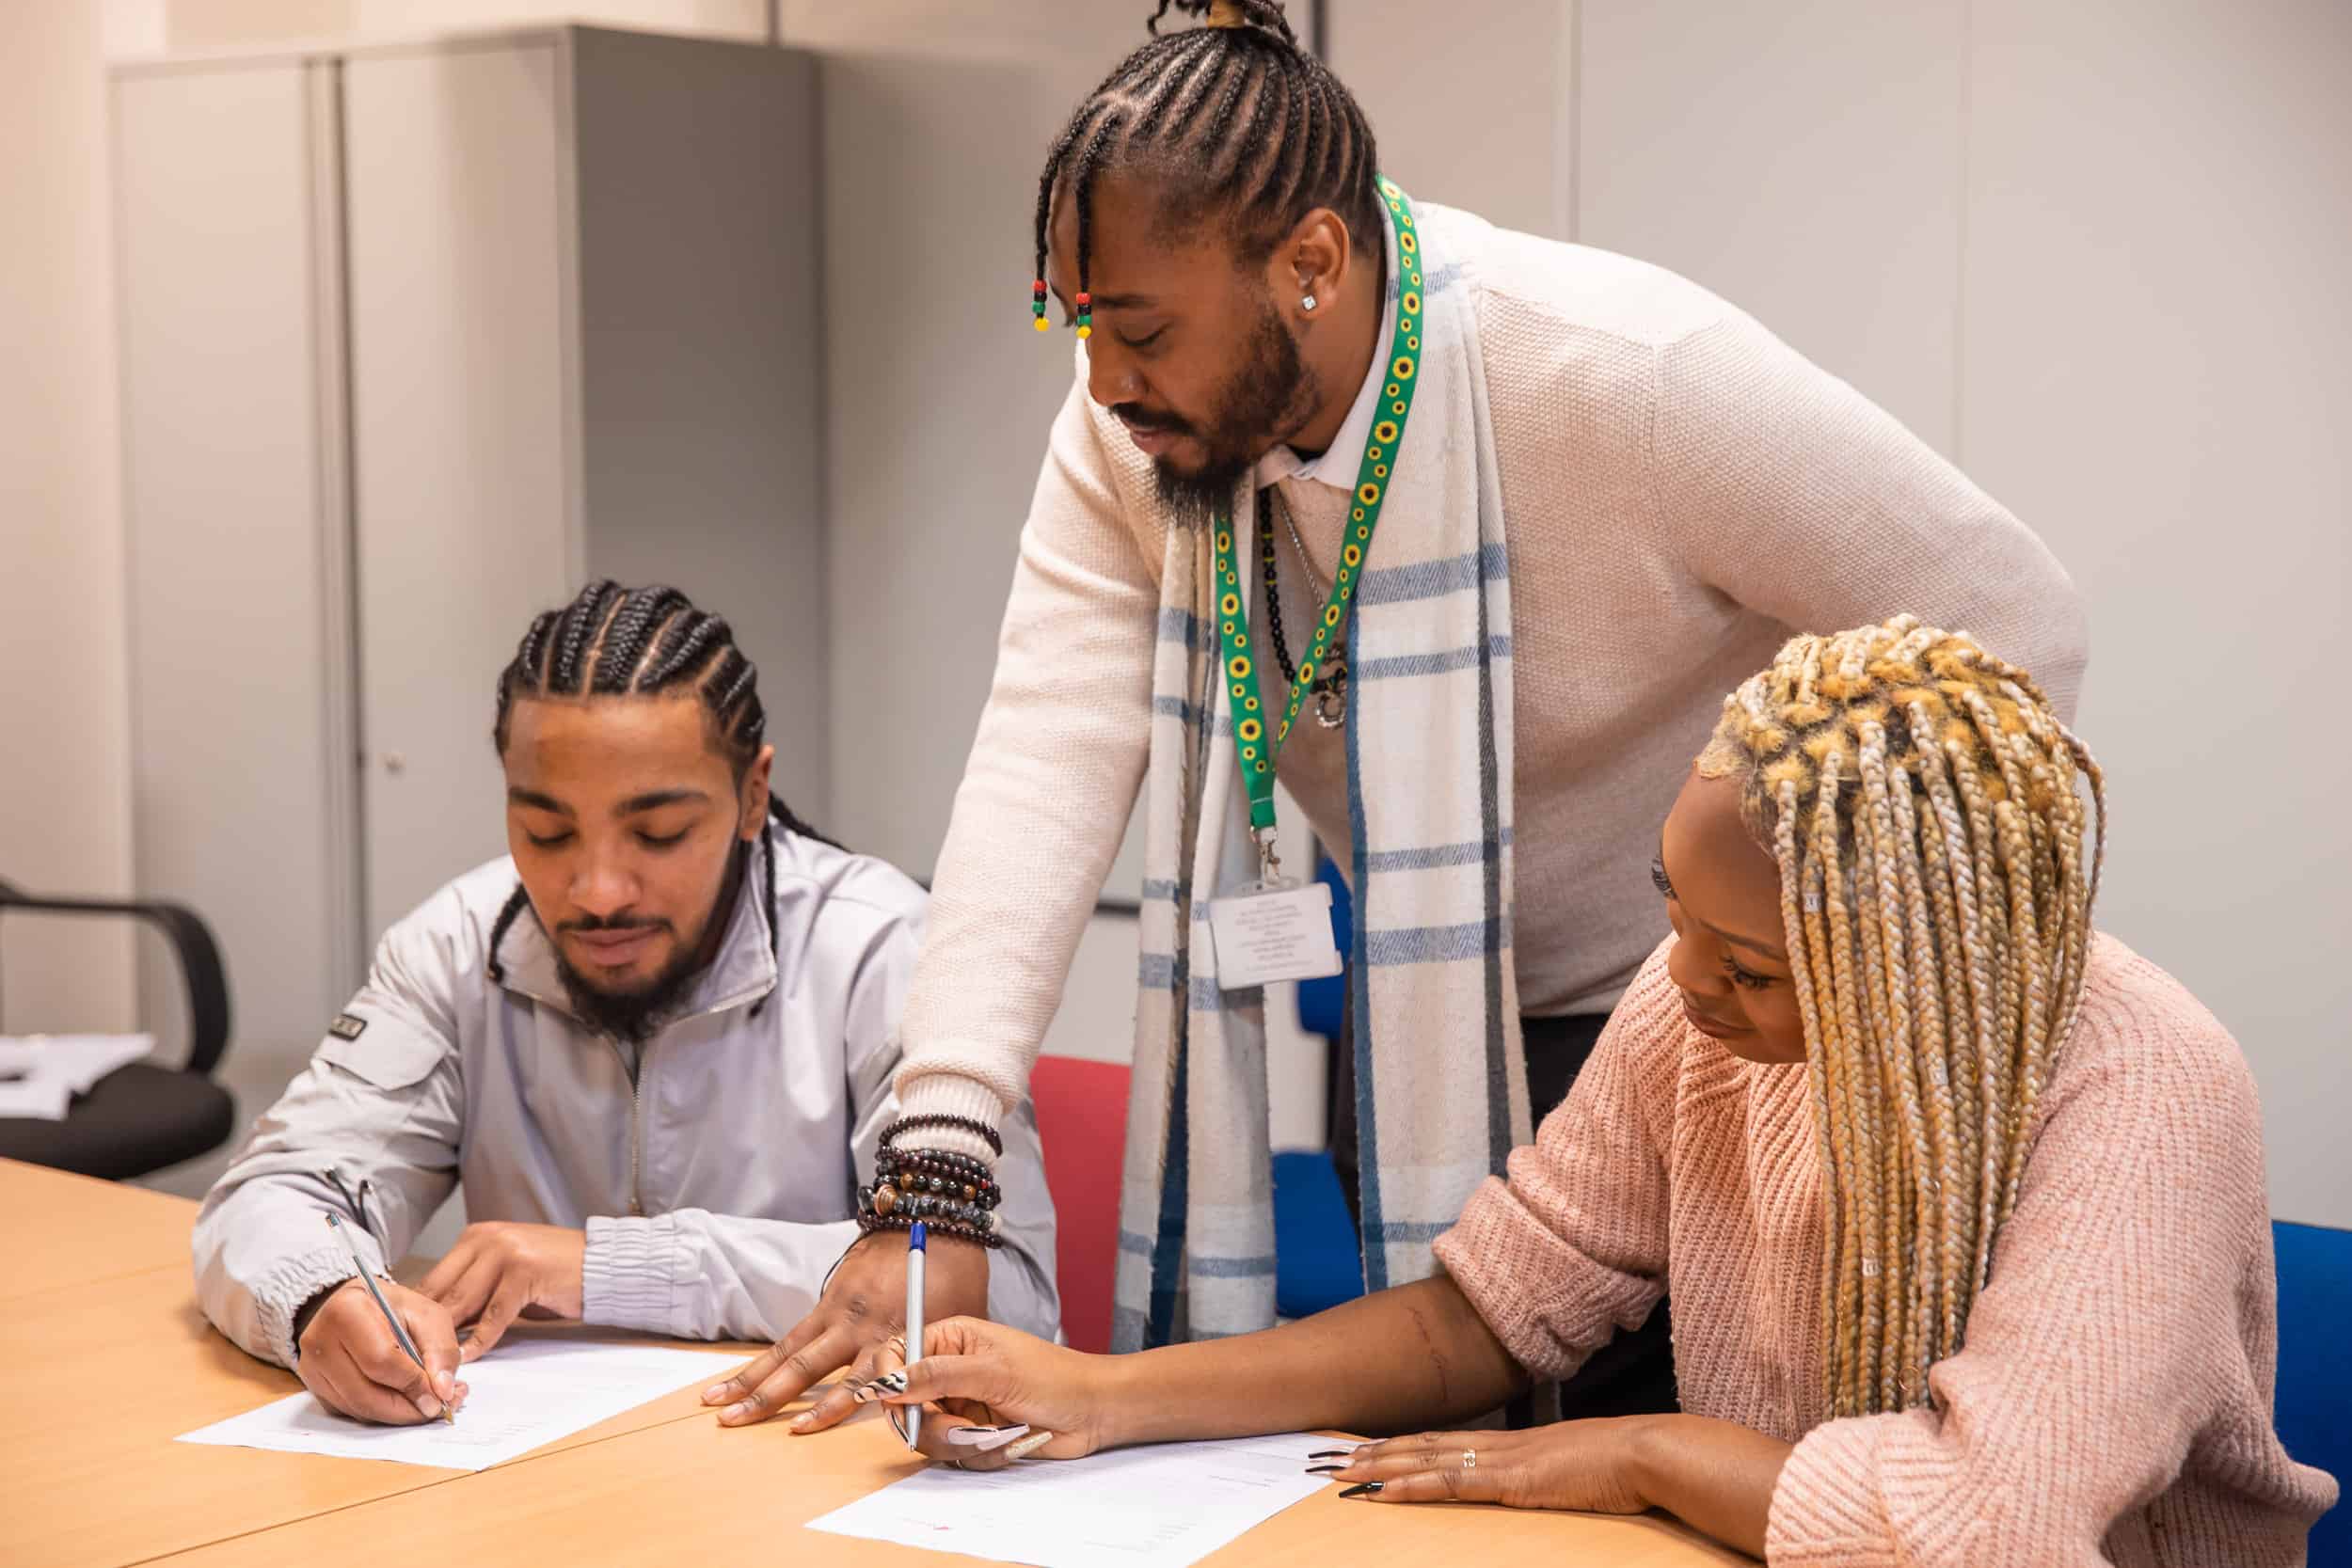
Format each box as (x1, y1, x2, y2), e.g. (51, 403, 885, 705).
(324, 1209, 454, 1424)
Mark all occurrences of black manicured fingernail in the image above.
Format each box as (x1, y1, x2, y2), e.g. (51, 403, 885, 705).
(1338, 1481, 1382, 1499)
(1305, 1465, 1346, 1475)
(1308, 1449, 1354, 1459)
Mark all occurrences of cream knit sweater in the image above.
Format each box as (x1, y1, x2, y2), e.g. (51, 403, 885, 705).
(896, 213, 2090, 1143)
(1436, 936, 2338, 1564)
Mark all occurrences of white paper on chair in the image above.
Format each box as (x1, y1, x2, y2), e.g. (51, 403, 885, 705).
(806, 1433, 1332, 1568)
(175, 1338, 737, 1472)
(0, 1034, 152, 1119)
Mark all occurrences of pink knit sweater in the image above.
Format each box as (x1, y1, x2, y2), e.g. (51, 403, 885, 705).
(1434, 933, 2337, 1564)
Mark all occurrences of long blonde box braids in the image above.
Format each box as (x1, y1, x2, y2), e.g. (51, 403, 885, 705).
(1699, 617, 2105, 1418)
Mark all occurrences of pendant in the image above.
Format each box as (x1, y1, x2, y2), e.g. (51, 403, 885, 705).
(1314, 652, 1349, 728)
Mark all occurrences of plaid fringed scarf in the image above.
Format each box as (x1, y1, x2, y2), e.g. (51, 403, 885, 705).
(1113, 201, 1531, 1348)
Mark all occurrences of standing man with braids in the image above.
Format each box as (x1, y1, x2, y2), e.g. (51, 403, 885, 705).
(730, 0, 2089, 1425)
(192, 582, 1057, 1425)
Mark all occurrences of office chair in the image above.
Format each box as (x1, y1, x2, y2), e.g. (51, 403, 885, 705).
(0, 878, 235, 1180)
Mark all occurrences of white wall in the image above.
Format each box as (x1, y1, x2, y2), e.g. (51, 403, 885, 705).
(1329, 0, 1568, 238)
(0, 3, 137, 1038)
(1574, 0, 1966, 452)
(1958, 0, 2352, 1226)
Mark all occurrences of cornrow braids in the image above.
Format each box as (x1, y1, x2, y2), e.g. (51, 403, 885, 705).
(485, 581, 843, 1015)
(1697, 617, 2105, 1418)
(1032, 0, 1382, 310)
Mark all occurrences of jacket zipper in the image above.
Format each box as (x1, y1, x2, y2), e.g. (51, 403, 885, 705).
(608, 1038, 652, 1218)
(510, 867, 778, 1218)
(591, 972, 760, 1220)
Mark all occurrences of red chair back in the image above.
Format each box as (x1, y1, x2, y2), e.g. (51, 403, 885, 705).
(1028, 1055, 1131, 1353)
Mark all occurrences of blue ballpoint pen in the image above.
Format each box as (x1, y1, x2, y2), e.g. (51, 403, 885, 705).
(904, 1221, 926, 1449)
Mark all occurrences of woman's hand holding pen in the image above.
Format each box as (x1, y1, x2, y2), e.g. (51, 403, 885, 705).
(706, 1230, 989, 1430)
(851, 1317, 1117, 1470)
(295, 1277, 469, 1425)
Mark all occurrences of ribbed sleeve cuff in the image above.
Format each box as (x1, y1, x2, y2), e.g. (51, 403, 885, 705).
(1433, 1181, 1574, 1379)
(581, 1213, 681, 1334)
(1431, 1176, 1659, 1386)
(891, 1070, 1011, 1167)
(260, 1241, 373, 1369)
(1766, 1417, 1901, 1566)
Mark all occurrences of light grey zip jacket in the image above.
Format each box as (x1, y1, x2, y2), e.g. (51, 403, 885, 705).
(193, 828, 1059, 1368)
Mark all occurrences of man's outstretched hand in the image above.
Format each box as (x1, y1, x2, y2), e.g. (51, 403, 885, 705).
(700, 1229, 990, 1430)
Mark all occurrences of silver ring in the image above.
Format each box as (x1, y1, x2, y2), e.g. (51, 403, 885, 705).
(1461, 1448, 1477, 1470)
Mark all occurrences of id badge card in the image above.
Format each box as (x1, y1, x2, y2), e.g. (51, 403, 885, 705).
(1208, 879, 1344, 990)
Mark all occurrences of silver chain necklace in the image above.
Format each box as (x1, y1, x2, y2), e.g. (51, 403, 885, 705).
(1267, 486, 1349, 728)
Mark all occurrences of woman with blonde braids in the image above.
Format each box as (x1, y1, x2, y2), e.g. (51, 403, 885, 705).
(843, 619, 2336, 1564)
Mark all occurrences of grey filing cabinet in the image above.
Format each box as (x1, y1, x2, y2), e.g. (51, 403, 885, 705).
(112, 27, 826, 1089)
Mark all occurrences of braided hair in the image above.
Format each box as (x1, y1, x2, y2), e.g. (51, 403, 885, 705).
(1698, 617, 2105, 1418)
(1035, 1, 1382, 308)
(485, 580, 837, 1012)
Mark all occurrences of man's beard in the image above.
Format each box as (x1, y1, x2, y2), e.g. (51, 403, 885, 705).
(548, 845, 745, 1044)
(1130, 294, 1320, 525)
(552, 922, 703, 1046)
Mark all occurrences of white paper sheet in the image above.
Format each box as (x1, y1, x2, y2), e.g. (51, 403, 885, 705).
(175, 1338, 737, 1472)
(0, 1034, 152, 1119)
(806, 1433, 1332, 1568)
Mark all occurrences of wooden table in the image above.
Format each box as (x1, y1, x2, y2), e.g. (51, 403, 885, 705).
(141, 1401, 1753, 1568)
(5, 1158, 210, 1298)
(0, 1159, 1750, 1567)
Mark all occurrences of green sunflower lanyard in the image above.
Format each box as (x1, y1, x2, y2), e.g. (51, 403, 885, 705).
(1203, 176, 1426, 990)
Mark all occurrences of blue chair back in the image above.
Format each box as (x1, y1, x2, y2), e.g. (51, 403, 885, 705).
(1282, 855, 1366, 1320)
(1295, 853, 1353, 1039)
(1270, 1149, 1365, 1319)
(2275, 1220, 2348, 1564)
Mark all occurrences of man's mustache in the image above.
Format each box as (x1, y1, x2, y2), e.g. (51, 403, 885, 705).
(1113, 404, 1195, 437)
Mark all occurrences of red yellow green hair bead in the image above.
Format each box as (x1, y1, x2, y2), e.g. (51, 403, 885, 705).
(1028, 282, 1094, 340)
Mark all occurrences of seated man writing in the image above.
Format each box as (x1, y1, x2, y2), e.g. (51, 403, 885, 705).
(193, 581, 1057, 1423)
(846, 620, 2334, 1565)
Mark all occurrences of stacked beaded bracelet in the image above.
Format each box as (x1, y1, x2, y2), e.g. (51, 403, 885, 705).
(876, 1145, 1002, 1209)
(865, 1114, 1006, 1245)
(880, 1114, 1004, 1158)
(856, 1180, 1000, 1248)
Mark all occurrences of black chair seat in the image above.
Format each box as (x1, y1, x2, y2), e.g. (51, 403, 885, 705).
(0, 1065, 236, 1180)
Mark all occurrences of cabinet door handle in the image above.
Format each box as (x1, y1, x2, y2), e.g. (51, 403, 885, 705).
(383, 752, 405, 775)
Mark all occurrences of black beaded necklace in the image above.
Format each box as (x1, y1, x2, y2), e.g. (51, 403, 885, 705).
(1256, 489, 1349, 728)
